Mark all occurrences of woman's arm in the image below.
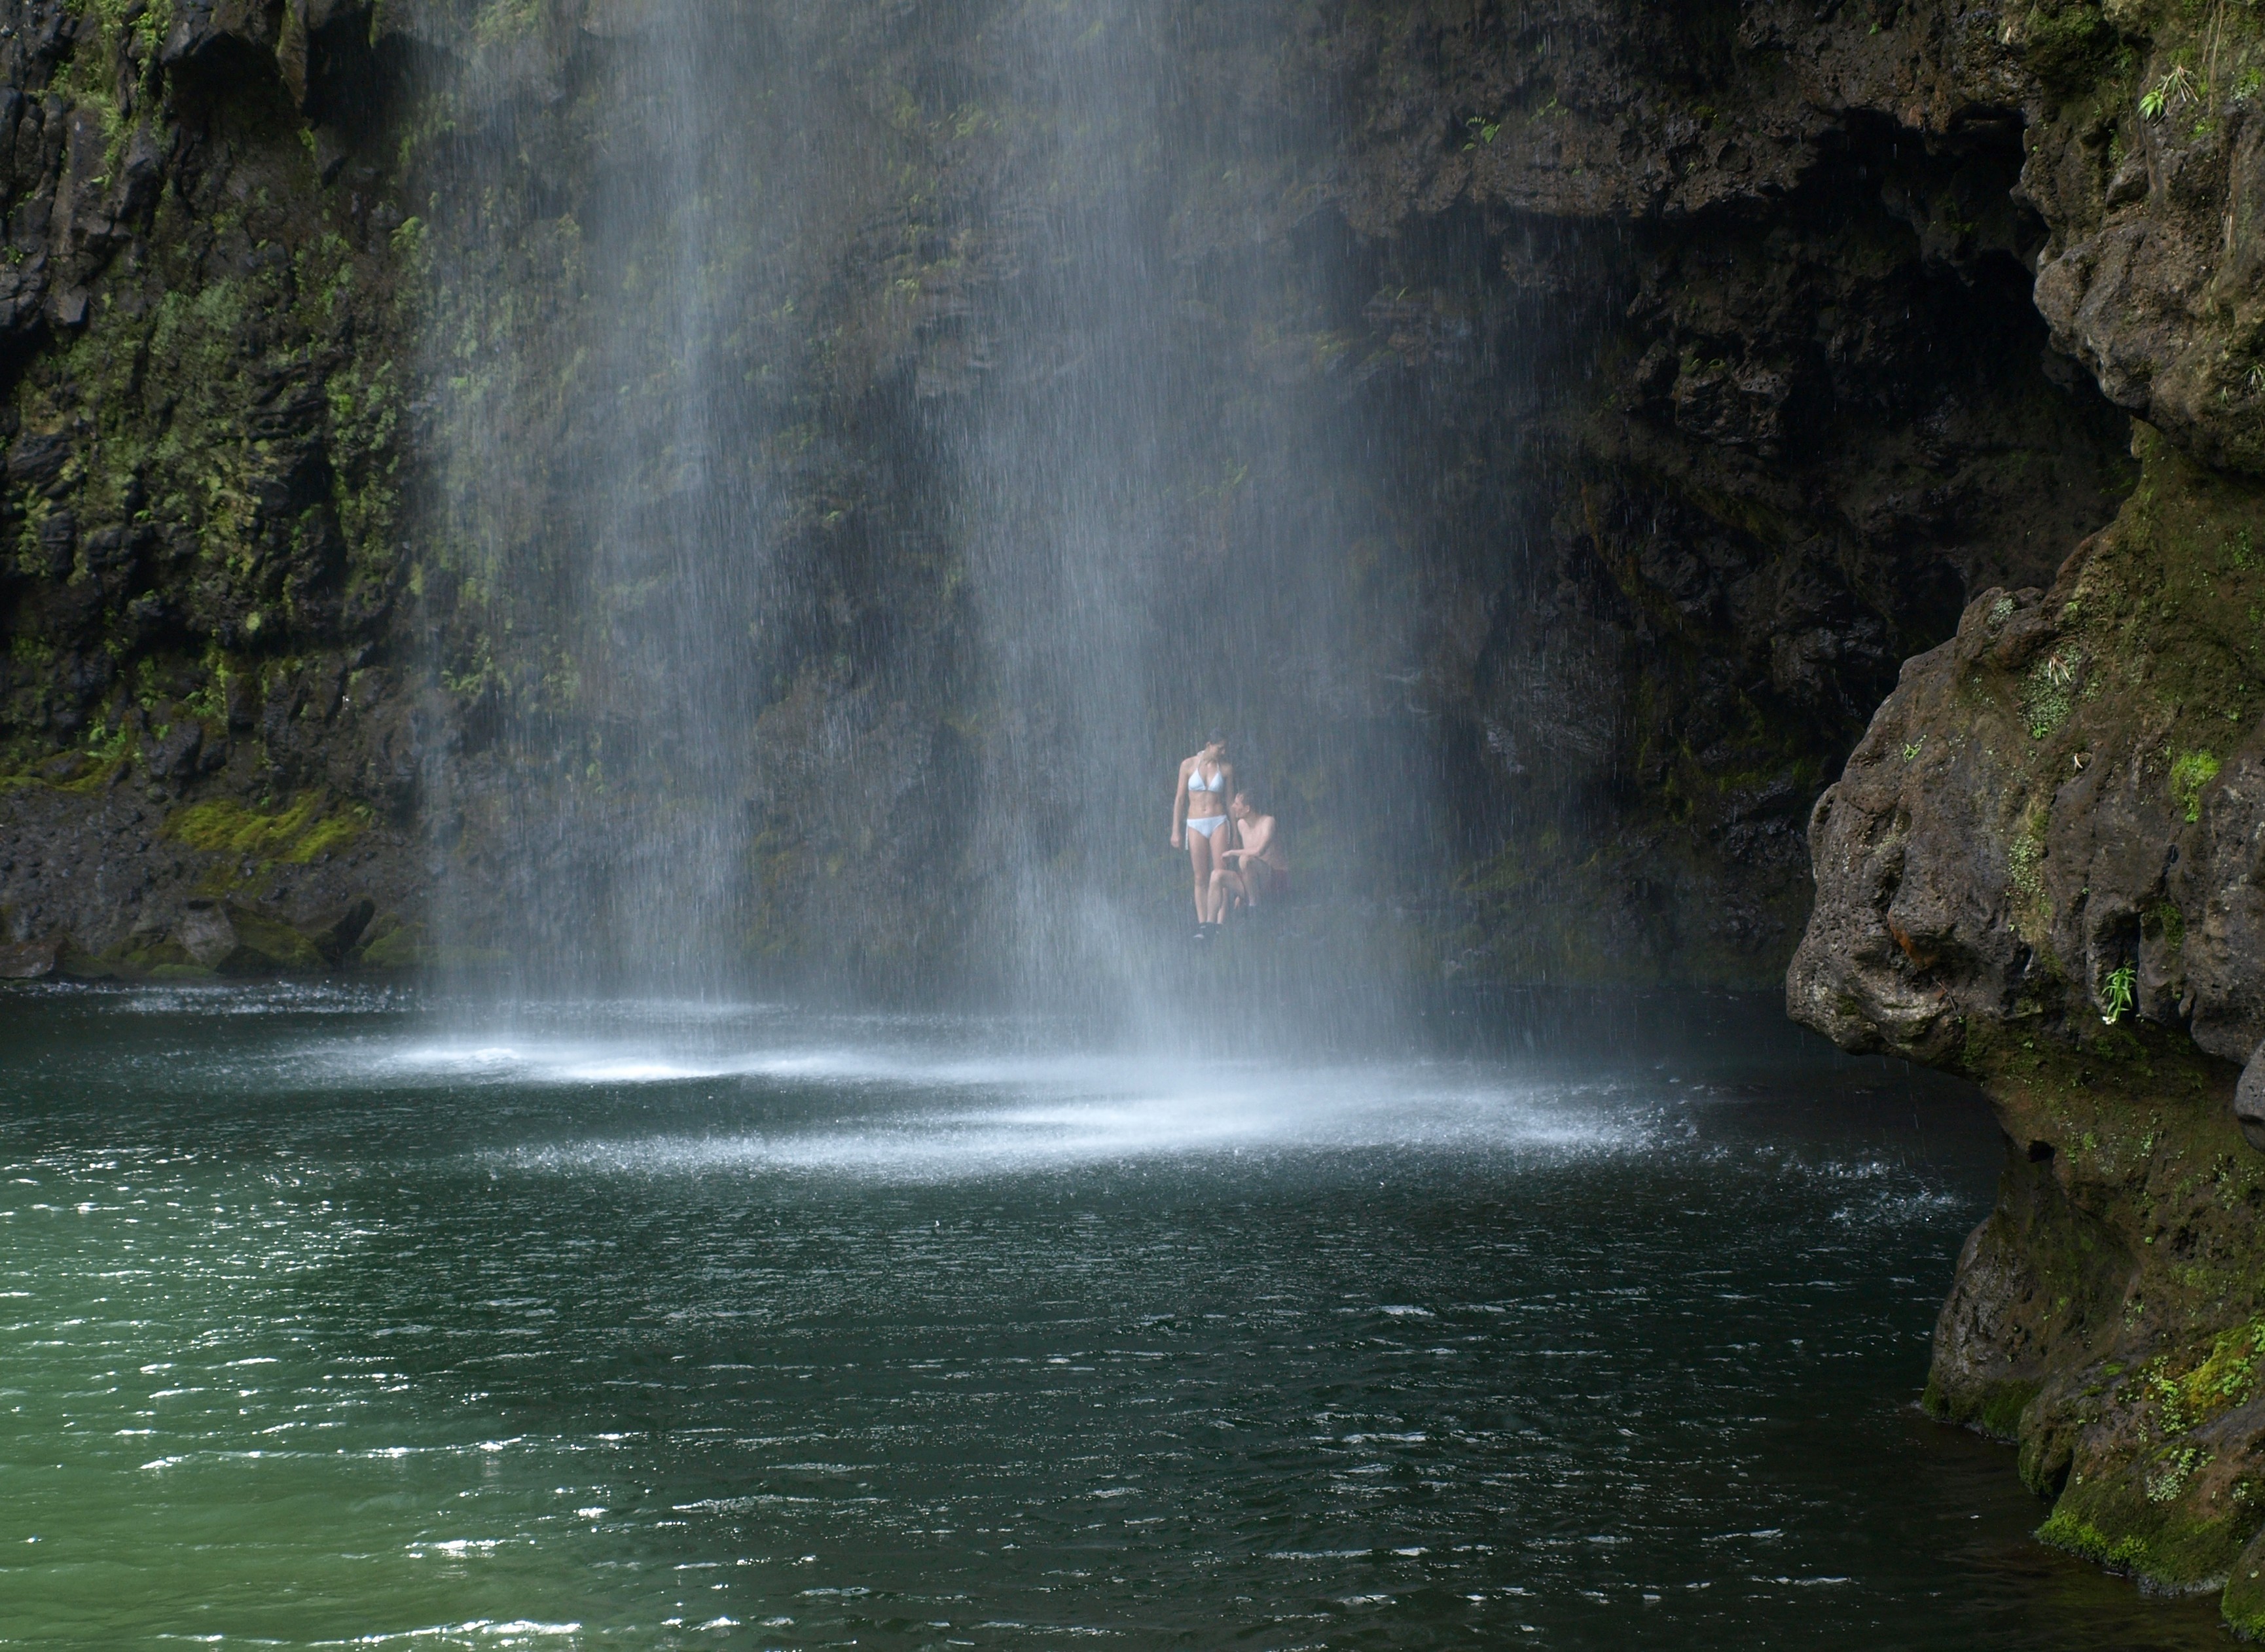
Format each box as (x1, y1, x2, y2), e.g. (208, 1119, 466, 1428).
(1170, 761, 1190, 844)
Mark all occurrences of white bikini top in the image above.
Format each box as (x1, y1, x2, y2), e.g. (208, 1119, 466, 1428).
(1188, 764, 1224, 793)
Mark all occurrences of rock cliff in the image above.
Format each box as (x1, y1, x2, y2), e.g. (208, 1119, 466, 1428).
(1769, 0, 2265, 1626)
(0, 0, 418, 979)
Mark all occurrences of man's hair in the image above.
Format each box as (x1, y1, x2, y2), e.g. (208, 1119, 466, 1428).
(1233, 787, 1260, 808)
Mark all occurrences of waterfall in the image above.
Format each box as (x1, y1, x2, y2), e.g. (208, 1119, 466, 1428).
(418, 2, 841, 997)
(946, 0, 1404, 1027)
(413, 0, 1439, 1021)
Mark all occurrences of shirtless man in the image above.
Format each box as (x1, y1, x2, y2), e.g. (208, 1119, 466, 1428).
(1212, 789, 1286, 918)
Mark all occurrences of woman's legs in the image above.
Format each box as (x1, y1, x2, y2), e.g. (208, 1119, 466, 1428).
(1187, 824, 1220, 923)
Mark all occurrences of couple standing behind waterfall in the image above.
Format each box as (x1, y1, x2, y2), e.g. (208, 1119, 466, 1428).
(1169, 732, 1287, 941)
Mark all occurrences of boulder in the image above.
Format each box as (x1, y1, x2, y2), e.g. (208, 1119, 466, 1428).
(0, 937, 60, 979)
(173, 899, 325, 975)
(2237, 1045, 2265, 1155)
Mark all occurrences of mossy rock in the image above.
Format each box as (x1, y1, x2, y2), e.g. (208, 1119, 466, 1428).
(161, 794, 371, 865)
(357, 917, 427, 971)
(2224, 1522, 2265, 1638)
(2038, 1487, 2245, 1595)
(219, 905, 326, 974)
(54, 944, 122, 980)
(1925, 1373, 2040, 1444)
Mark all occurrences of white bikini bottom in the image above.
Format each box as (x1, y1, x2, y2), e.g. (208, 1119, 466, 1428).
(1187, 815, 1228, 838)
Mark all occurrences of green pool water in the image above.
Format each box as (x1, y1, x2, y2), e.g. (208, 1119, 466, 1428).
(0, 986, 2231, 1648)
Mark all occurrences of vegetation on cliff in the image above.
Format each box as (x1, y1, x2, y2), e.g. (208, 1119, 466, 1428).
(0, 0, 418, 979)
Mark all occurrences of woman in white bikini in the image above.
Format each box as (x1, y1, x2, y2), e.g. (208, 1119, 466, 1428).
(1169, 730, 1235, 938)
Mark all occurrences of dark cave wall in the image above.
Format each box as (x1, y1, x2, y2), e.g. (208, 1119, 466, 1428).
(1318, 2, 2137, 984)
(1393, 141, 2132, 985)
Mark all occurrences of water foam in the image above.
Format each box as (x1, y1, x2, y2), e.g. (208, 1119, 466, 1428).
(473, 1050, 1639, 1182)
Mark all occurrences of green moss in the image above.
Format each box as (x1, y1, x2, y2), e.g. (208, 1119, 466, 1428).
(223, 907, 325, 973)
(1946, 1009, 2265, 1598)
(3, 0, 411, 790)
(1926, 1372, 2040, 1441)
(2009, 822, 2047, 899)
(357, 920, 426, 971)
(64, 0, 172, 68)
(0, 750, 132, 797)
(2039, 1507, 2156, 1573)
(164, 795, 321, 855)
(2173, 749, 2222, 821)
(2021, 0, 2123, 90)
(2222, 1526, 2265, 1638)
(143, 962, 216, 980)
(2042, 1475, 2250, 1590)
(2164, 1320, 2265, 1423)
(161, 794, 368, 864)
(467, 0, 548, 47)
(2023, 646, 2084, 739)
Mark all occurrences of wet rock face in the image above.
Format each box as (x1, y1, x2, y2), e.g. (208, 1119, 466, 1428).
(1329, 0, 2265, 1623)
(0, 0, 422, 974)
(2021, 12, 2265, 476)
(1321, 1, 2141, 985)
(0, 0, 2143, 990)
(2234, 1052, 2265, 1153)
(1791, 425, 2265, 1611)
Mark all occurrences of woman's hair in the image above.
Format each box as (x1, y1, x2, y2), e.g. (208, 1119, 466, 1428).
(1205, 727, 1227, 747)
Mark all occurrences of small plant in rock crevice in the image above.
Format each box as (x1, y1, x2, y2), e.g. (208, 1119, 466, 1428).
(2143, 63, 2198, 120)
(2147, 1443, 2211, 1503)
(79, 719, 132, 766)
(2102, 961, 2137, 1024)
(2024, 648, 2084, 739)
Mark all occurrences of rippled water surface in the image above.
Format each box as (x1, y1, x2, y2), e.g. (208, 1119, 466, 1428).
(0, 987, 2230, 1648)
